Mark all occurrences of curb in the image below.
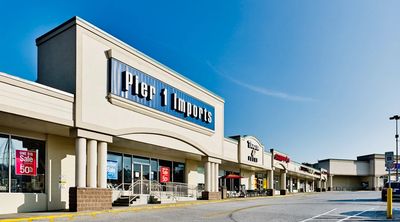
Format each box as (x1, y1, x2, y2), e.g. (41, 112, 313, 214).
(0, 192, 315, 222)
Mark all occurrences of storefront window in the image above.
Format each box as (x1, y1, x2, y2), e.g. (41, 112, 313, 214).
(0, 134, 9, 192)
(133, 156, 149, 165)
(274, 175, 280, 190)
(10, 136, 45, 193)
(123, 154, 132, 184)
(293, 178, 298, 190)
(159, 160, 172, 182)
(107, 152, 123, 187)
(173, 162, 185, 183)
(150, 159, 158, 181)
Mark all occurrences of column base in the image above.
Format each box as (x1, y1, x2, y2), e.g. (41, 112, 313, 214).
(69, 187, 112, 212)
(328, 187, 331, 191)
(266, 189, 274, 196)
(280, 189, 287, 195)
(202, 191, 221, 200)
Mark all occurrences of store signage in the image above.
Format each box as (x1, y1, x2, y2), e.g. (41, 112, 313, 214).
(15, 150, 37, 176)
(385, 151, 394, 168)
(247, 140, 259, 163)
(274, 153, 290, 163)
(160, 166, 170, 183)
(107, 160, 118, 180)
(299, 166, 313, 174)
(110, 58, 215, 130)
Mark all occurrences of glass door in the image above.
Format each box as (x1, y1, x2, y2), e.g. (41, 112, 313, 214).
(133, 163, 141, 194)
(133, 163, 150, 194)
(142, 165, 150, 194)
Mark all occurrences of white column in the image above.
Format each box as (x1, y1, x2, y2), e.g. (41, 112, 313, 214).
(329, 175, 333, 191)
(75, 138, 87, 187)
(268, 170, 274, 190)
(211, 163, 215, 192)
(318, 179, 322, 190)
(281, 171, 287, 191)
(289, 177, 293, 193)
(204, 162, 211, 192)
(312, 180, 315, 191)
(305, 179, 308, 192)
(215, 163, 219, 192)
(97, 141, 107, 188)
(87, 140, 98, 188)
(297, 178, 300, 191)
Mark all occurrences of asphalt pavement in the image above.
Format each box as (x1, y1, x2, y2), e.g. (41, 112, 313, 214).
(74, 191, 400, 222)
(1, 191, 399, 222)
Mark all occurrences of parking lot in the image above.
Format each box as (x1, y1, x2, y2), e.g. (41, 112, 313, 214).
(70, 191, 400, 222)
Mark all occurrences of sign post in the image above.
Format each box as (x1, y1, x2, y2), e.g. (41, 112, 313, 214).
(385, 151, 394, 219)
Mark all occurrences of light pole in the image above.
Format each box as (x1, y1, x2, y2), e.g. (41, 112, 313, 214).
(390, 115, 399, 181)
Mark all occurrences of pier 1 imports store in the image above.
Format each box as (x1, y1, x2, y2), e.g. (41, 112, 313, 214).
(0, 17, 227, 214)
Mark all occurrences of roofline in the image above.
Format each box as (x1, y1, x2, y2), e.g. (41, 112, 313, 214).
(0, 72, 74, 102)
(319, 153, 386, 163)
(36, 16, 225, 103)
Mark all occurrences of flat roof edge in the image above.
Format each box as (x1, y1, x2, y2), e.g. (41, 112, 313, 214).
(0, 72, 74, 101)
(35, 16, 225, 103)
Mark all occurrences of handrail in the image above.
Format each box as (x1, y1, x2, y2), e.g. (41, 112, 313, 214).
(111, 180, 199, 205)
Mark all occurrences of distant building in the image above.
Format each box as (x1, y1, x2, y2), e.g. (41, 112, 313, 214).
(315, 154, 387, 191)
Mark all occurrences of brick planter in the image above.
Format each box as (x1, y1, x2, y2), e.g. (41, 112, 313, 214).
(202, 191, 221, 200)
(69, 187, 112, 212)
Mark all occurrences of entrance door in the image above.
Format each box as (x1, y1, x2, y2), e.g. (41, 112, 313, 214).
(133, 163, 150, 194)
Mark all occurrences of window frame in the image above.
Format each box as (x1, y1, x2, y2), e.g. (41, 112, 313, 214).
(0, 133, 46, 193)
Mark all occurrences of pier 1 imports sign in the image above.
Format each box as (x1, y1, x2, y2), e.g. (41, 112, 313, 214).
(15, 150, 37, 176)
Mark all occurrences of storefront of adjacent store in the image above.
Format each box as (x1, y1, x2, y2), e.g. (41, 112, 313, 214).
(0, 17, 328, 214)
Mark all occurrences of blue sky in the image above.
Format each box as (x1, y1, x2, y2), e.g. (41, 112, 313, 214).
(0, 1, 399, 163)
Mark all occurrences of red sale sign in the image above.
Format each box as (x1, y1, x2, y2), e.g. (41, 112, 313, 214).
(15, 150, 37, 176)
(160, 166, 170, 183)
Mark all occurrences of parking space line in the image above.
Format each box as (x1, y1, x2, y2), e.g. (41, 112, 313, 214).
(336, 207, 375, 222)
(298, 208, 337, 222)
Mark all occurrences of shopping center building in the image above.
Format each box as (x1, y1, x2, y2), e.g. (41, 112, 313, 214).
(0, 17, 330, 214)
(315, 154, 387, 191)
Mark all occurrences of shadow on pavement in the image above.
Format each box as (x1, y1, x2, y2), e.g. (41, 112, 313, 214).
(339, 209, 400, 220)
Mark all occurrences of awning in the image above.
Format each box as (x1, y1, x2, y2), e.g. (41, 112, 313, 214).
(221, 174, 243, 179)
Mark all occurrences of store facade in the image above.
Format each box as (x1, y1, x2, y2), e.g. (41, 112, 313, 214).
(316, 154, 386, 191)
(0, 17, 327, 214)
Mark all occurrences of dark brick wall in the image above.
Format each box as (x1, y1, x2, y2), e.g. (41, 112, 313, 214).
(69, 187, 112, 211)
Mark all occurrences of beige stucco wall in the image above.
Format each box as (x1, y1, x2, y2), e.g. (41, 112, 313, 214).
(0, 193, 47, 214)
(329, 160, 369, 176)
(46, 134, 75, 211)
(332, 176, 363, 191)
(240, 169, 255, 190)
(36, 18, 225, 159)
(222, 138, 238, 162)
(185, 159, 204, 187)
(264, 152, 272, 170)
(0, 72, 74, 127)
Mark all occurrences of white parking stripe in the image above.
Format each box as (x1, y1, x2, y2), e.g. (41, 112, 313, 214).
(298, 208, 337, 222)
(336, 207, 375, 222)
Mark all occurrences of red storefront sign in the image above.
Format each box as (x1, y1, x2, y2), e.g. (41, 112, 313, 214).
(160, 166, 170, 183)
(274, 153, 290, 163)
(15, 150, 37, 176)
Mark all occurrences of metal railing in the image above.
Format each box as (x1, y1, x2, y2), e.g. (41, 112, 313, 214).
(109, 180, 199, 204)
(150, 181, 199, 201)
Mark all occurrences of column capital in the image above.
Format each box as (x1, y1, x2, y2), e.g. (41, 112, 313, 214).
(70, 128, 113, 143)
(202, 156, 221, 164)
